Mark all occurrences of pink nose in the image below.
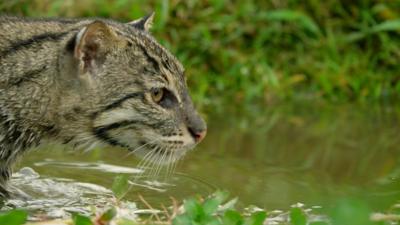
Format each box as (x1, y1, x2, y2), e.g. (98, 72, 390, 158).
(194, 130, 207, 143)
(189, 128, 207, 143)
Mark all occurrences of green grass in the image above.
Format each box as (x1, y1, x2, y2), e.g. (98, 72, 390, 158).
(1, 0, 399, 106)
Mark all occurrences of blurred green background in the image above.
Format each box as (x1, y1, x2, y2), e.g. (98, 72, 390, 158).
(1, 0, 400, 106)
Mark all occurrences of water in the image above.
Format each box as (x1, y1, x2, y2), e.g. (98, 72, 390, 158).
(8, 102, 400, 219)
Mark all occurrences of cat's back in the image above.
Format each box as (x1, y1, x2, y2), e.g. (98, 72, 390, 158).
(0, 16, 86, 109)
(0, 16, 82, 49)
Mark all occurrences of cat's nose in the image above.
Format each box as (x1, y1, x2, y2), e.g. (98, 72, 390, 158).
(185, 107, 207, 143)
(188, 127, 207, 143)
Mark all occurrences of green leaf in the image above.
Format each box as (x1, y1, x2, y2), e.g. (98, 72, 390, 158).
(330, 198, 373, 225)
(244, 211, 267, 225)
(213, 190, 229, 204)
(184, 198, 205, 220)
(73, 213, 93, 225)
(203, 198, 220, 216)
(223, 210, 244, 225)
(0, 210, 27, 225)
(112, 174, 130, 199)
(370, 19, 400, 33)
(203, 191, 231, 216)
(99, 207, 117, 222)
(172, 214, 193, 225)
(258, 9, 320, 35)
(290, 208, 307, 225)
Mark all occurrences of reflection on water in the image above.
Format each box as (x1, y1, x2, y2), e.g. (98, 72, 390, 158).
(9, 102, 400, 217)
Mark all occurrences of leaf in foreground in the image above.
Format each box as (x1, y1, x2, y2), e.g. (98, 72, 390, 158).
(112, 174, 130, 199)
(203, 197, 220, 216)
(290, 207, 307, 225)
(330, 198, 373, 225)
(245, 211, 267, 225)
(223, 210, 243, 225)
(203, 191, 229, 216)
(172, 214, 194, 225)
(183, 198, 205, 219)
(0, 210, 27, 225)
(73, 213, 93, 225)
(99, 207, 117, 222)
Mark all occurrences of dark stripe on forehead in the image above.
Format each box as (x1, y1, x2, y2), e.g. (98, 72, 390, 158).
(137, 43, 170, 84)
(138, 44, 160, 71)
(140, 34, 183, 73)
(0, 30, 75, 59)
(160, 54, 181, 75)
(129, 33, 177, 83)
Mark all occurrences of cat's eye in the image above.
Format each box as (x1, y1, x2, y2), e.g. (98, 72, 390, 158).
(151, 88, 164, 103)
(150, 88, 177, 108)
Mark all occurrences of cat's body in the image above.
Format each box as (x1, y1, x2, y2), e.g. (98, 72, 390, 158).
(0, 15, 206, 197)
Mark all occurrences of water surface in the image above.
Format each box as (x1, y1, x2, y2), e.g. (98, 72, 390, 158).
(12, 102, 400, 218)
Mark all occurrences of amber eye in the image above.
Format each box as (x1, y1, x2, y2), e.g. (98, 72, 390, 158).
(151, 88, 164, 103)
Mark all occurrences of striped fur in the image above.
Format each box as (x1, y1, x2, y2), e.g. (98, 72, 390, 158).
(0, 15, 206, 198)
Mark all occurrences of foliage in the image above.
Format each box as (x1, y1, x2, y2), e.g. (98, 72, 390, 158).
(73, 213, 93, 225)
(329, 198, 374, 225)
(1, 0, 399, 106)
(112, 174, 130, 200)
(289, 208, 307, 225)
(98, 207, 117, 223)
(2, 193, 400, 224)
(172, 191, 267, 225)
(0, 210, 27, 225)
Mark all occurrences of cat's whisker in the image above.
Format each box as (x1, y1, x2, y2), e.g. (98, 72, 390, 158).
(172, 152, 179, 173)
(164, 150, 171, 177)
(172, 152, 185, 176)
(124, 138, 160, 158)
(169, 148, 177, 174)
(130, 136, 200, 182)
(165, 149, 174, 180)
(149, 146, 163, 178)
(139, 146, 161, 179)
(169, 158, 177, 178)
(156, 146, 168, 177)
(134, 147, 157, 180)
(138, 148, 156, 171)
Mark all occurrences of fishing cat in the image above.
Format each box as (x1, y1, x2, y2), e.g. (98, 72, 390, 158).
(0, 14, 206, 198)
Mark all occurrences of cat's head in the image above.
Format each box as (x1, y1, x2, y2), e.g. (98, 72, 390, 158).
(61, 14, 206, 164)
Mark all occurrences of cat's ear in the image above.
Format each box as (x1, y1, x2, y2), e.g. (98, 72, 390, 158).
(127, 12, 154, 31)
(74, 21, 118, 73)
